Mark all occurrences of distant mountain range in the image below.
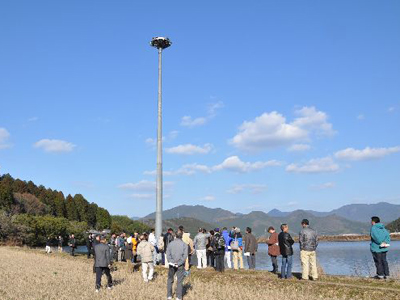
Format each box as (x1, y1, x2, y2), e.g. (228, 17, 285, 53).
(267, 202, 400, 223)
(140, 202, 400, 237)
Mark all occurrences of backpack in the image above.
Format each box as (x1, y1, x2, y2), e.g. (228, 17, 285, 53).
(217, 236, 225, 250)
(231, 239, 239, 250)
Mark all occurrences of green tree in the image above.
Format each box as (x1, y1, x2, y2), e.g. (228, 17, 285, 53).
(96, 207, 111, 230)
(73, 194, 89, 222)
(0, 182, 15, 211)
(65, 195, 79, 221)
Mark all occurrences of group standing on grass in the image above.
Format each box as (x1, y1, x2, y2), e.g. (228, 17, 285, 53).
(44, 215, 392, 299)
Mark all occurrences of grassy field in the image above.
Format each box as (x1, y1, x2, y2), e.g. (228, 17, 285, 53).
(1, 247, 400, 300)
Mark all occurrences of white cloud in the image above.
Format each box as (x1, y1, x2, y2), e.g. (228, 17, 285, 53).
(292, 106, 336, 136)
(181, 101, 224, 128)
(231, 112, 307, 152)
(28, 117, 39, 122)
(213, 156, 282, 173)
(388, 107, 396, 113)
(180, 116, 207, 127)
(311, 182, 336, 190)
(34, 139, 76, 153)
(166, 143, 213, 155)
(286, 157, 339, 174)
(118, 180, 174, 191)
(201, 195, 216, 202)
(0, 128, 11, 149)
(227, 184, 267, 194)
(335, 146, 400, 161)
(144, 156, 281, 176)
(231, 107, 335, 152)
(288, 144, 311, 152)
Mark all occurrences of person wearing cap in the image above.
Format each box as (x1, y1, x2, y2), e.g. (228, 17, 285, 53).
(232, 227, 244, 270)
(94, 236, 113, 292)
(299, 219, 318, 280)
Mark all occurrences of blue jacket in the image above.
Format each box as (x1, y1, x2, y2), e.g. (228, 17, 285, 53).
(370, 223, 390, 253)
(222, 230, 232, 252)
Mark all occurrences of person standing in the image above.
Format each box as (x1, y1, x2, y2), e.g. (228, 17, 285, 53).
(86, 234, 93, 259)
(266, 227, 280, 274)
(299, 219, 318, 281)
(94, 236, 113, 292)
(213, 229, 225, 272)
(182, 232, 194, 274)
(206, 230, 215, 268)
(149, 229, 158, 265)
(222, 227, 232, 269)
(137, 233, 155, 282)
(45, 237, 52, 254)
(370, 216, 390, 279)
(244, 227, 258, 269)
(232, 228, 244, 270)
(166, 230, 188, 300)
(278, 224, 294, 279)
(58, 235, 64, 253)
(163, 228, 174, 268)
(68, 234, 77, 256)
(193, 228, 209, 269)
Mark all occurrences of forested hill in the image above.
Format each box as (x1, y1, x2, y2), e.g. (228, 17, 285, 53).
(0, 173, 111, 229)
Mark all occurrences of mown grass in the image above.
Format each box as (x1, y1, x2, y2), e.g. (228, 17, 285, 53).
(0, 246, 399, 300)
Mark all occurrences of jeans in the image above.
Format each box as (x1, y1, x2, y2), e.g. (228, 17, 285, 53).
(372, 251, 389, 277)
(247, 254, 256, 269)
(207, 250, 215, 267)
(224, 251, 232, 268)
(281, 255, 293, 279)
(270, 255, 278, 273)
(167, 265, 185, 299)
(196, 249, 207, 268)
(95, 267, 112, 289)
(142, 262, 154, 281)
(300, 250, 318, 280)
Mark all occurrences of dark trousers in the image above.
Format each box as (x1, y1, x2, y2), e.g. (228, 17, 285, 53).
(207, 250, 215, 267)
(95, 267, 113, 289)
(247, 254, 256, 269)
(215, 251, 225, 272)
(70, 247, 75, 256)
(87, 246, 92, 258)
(270, 255, 278, 273)
(167, 265, 185, 299)
(372, 252, 389, 277)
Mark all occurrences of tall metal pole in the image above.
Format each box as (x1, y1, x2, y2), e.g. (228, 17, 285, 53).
(155, 47, 163, 240)
(150, 37, 171, 241)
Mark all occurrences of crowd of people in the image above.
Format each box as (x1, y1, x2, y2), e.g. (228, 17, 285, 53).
(44, 215, 392, 299)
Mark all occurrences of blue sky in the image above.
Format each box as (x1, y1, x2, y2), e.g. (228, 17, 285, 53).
(1, 1, 399, 217)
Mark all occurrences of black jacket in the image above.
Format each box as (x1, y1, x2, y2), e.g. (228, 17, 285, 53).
(278, 232, 294, 257)
(163, 232, 174, 250)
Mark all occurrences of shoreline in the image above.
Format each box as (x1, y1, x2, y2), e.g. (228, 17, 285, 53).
(258, 233, 400, 243)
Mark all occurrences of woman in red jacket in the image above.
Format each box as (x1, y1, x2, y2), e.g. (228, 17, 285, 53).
(266, 226, 280, 274)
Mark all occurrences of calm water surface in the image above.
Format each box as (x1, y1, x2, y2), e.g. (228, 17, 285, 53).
(255, 241, 400, 276)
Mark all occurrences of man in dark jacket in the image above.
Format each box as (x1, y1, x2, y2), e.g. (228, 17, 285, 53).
(266, 226, 280, 274)
(244, 227, 258, 269)
(278, 224, 294, 279)
(94, 236, 113, 292)
(164, 228, 174, 268)
(86, 234, 93, 259)
(213, 229, 225, 272)
(68, 234, 76, 256)
(299, 219, 318, 280)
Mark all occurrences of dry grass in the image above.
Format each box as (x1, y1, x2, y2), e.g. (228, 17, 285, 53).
(0, 246, 400, 300)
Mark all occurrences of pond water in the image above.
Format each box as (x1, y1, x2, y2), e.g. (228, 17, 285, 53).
(255, 241, 400, 276)
(61, 241, 400, 276)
